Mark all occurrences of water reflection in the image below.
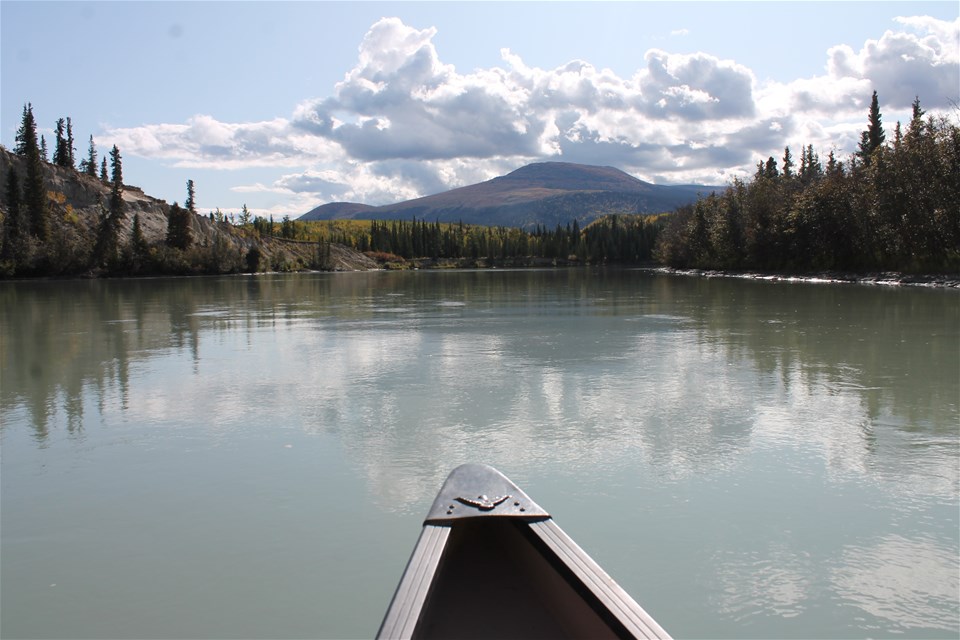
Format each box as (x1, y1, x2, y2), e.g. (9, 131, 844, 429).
(2, 272, 956, 486)
(2, 270, 958, 638)
(712, 543, 813, 622)
(831, 534, 959, 633)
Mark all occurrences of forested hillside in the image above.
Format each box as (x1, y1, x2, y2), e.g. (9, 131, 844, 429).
(0, 104, 376, 277)
(655, 94, 960, 274)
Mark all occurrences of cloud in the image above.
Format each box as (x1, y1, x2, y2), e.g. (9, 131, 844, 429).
(292, 18, 543, 161)
(762, 15, 959, 118)
(101, 15, 959, 212)
(637, 49, 756, 120)
(104, 115, 341, 169)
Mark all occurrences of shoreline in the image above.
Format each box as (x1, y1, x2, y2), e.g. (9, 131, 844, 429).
(3, 260, 958, 289)
(647, 267, 960, 289)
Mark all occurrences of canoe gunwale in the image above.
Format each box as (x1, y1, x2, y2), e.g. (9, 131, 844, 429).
(528, 518, 670, 639)
(376, 464, 671, 639)
(377, 524, 451, 640)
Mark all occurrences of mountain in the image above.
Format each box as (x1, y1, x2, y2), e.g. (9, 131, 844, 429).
(300, 162, 721, 228)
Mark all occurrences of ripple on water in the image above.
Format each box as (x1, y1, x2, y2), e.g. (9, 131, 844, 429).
(830, 534, 960, 634)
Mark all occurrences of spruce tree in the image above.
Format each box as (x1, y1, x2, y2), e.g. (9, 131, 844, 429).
(53, 118, 71, 167)
(40, 136, 48, 162)
(763, 156, 779, 179)
(166, 201, 192, 250)
(109, 145, 123, 188)
(907, 96, 926, 144)
(66, 117, 76, 168)
(858, 91, 886, 164)
(100, 157, 109, 183)
(83, 135, 98, 176)
(185, 179, 196, 215)
(95, 146, 125, 267)
(782, 147, 794, 178)
(14, 103, 49, 241)
(15, 104, 38, 156)
(131, 212, 149, 268)
(109, 146, 125, 253)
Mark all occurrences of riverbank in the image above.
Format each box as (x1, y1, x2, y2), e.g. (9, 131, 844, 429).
(651, 267, 960, 289)
(363, 252, 960, 288)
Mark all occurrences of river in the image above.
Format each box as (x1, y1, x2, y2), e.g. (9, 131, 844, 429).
(1, 269, 957, 639)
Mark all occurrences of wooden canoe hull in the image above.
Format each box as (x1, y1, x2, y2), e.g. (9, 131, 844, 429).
(377, 464, 670, 639)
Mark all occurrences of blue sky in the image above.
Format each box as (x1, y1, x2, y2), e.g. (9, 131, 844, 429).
(3, 1, 958, 218)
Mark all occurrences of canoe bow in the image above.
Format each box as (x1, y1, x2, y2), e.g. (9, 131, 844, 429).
(377, 464, 671, 639)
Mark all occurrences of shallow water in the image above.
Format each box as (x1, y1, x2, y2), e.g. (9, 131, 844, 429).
(2, 269, 957, 639)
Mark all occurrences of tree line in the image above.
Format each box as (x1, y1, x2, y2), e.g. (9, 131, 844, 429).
(655, 93, 959, 273)
(0, 104, 260, 276)
(251, 214, 664, 266)
(2, 92, 957, 278)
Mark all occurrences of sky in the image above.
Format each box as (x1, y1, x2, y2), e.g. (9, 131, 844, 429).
(2, 1, 958, 219)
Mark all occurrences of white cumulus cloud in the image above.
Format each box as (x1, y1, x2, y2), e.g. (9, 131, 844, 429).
(101, 15, 959, 212)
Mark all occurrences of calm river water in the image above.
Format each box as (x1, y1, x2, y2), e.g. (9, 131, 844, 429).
(1, 269, 957, 639)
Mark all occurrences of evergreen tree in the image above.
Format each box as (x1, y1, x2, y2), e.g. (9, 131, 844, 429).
(14, 104, 33, 155)
(858, 90, 886, 164)
(185, 179, 196, 215)
(81, 135, 98, 176)
(109, 145, 123, 188)
(66, 117, 76, 168)
(800, 145, 822, 183)
(166, 201, 192, 250)
(907, 96, 926, 144)
(53, 118, 71, 167)
(100, 157, 109, 183)
(14, 103, 49, 241)
(782, 147, 794, 179)
(40, 136, 48, 162)
(130, 212, 149, 270)
(94, 145, 125, 267)
(763, 156, 779, 179)
(825, 150, 843, 177)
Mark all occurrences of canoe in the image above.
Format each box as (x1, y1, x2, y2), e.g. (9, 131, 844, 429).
(377, 464, 671, 639)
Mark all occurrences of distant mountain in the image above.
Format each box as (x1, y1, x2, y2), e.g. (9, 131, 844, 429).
(305, 201, 377, 218)
(299, 162, 721, 229)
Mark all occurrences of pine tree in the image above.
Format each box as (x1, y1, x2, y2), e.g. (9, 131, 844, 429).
(40, 136, 48, 162)
(100, 157, 109, 183)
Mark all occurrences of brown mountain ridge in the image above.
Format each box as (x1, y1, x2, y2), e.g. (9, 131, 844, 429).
(300, 162, 721, 229)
